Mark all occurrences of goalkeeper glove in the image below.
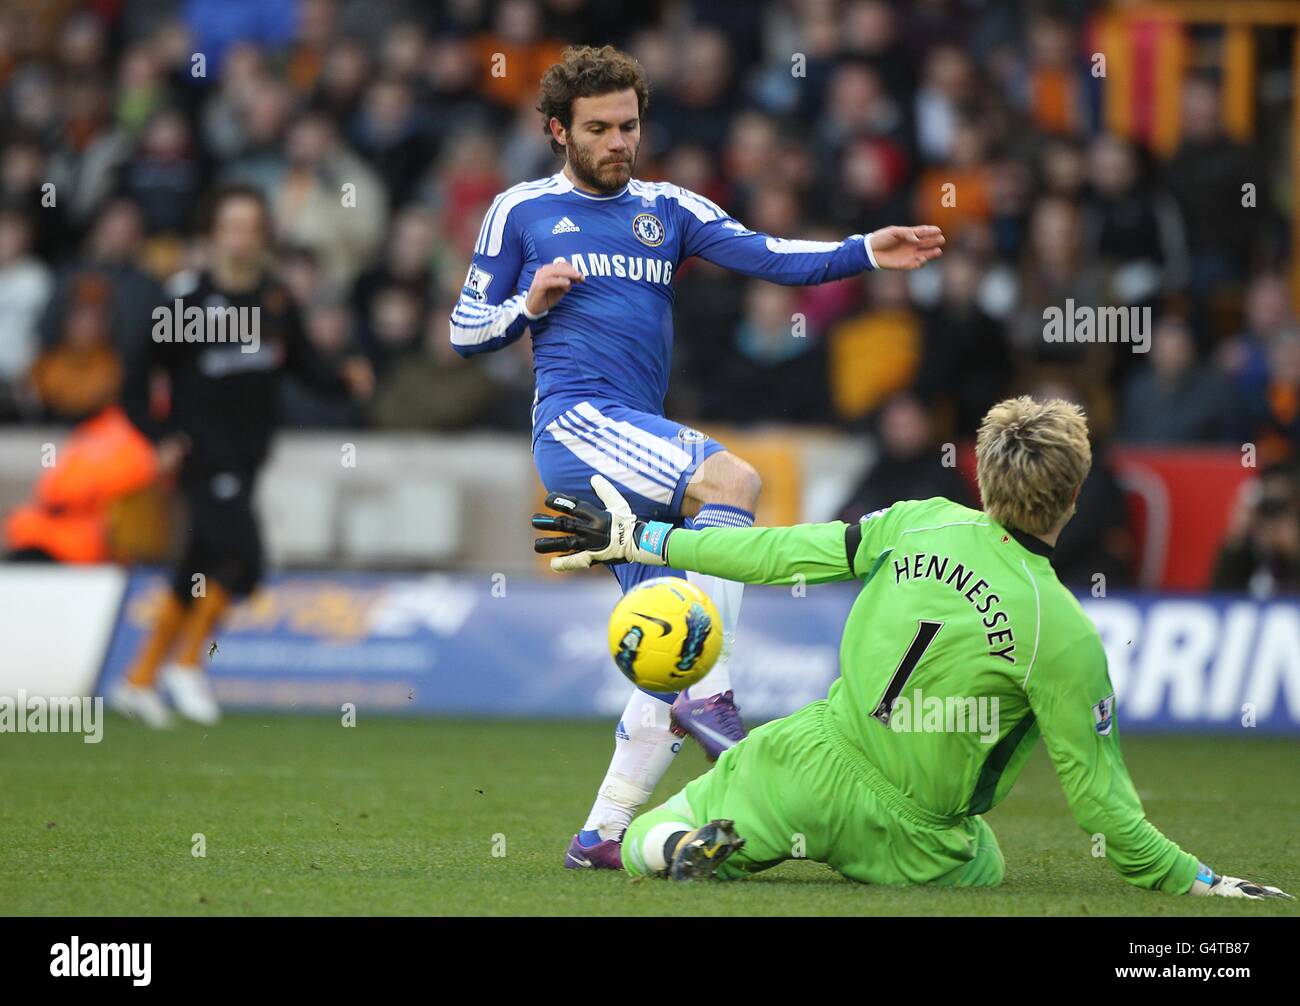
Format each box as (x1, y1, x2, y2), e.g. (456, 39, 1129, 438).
(1189, 862, 1293, 899)
(532, 474, 675, 572)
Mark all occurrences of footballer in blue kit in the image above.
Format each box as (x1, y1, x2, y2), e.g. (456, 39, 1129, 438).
(449, 44, 945, 870)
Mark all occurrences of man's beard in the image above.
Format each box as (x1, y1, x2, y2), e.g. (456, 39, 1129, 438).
(567, 138, 635, 193)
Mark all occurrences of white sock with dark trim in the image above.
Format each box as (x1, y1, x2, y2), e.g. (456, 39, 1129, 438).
(683, 504, 754, 698)
(581, 689, 679, 841)
(641, 821, 693, 872)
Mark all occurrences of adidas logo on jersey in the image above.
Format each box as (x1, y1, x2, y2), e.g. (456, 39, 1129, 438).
(552, 216, 581, 234)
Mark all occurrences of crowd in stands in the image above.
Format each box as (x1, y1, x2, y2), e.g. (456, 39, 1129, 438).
(0, 0, 1296, 590)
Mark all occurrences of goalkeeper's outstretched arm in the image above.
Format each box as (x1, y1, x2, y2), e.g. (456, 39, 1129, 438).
(532, 474, 859, 585)
(662, 520, 858, 586)
(1027, 627, 1292, 899)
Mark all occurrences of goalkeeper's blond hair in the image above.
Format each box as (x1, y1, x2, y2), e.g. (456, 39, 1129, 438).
(975, 396, 1092, 536)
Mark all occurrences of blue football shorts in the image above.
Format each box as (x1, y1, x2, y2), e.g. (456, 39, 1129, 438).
(533, 396, 727, 593)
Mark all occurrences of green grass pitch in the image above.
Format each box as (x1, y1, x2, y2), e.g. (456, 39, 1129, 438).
(2, 716, 1297, 916)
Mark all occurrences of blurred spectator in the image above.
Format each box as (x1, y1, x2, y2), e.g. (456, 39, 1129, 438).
(2, 133, 70, 260)
(702, 281, 829, 423)
(815, 61, 906, 166)
(350, 204, 438, 326)
(369, 308, 499, 431)
(913, 249, 1011, 437)
(114, 41, 167, 137)
(29, 271, 121, 421)
(348, 75, 435, 208)
(835, 392, 972, 522)
(0, 208, 52, 418)
(721, 112, 779, 211)
(1218, 273, 1295, 399)
(827, 270, 922, 425)
(314, 37, 370, 121)
(1028, 376, 1134, 590)
(1119, 314, 1234, 444)
(841, 0, 917, 99)
(1082, 134, 1188, 305)
(912, 114, 994, 241)
(1242, 330, 1300, 467)
(1212, 466, 1300, 597)
(119, 106, 206, 235)
(227, 109, 387, 288)
(651, 29, 736, 155)
(1003, 15, 1100, 136)
(1009, 195, 1109, 373)
(474, 0, 566, 111)
(913, 44, 975, 165)
(285, 0, 337, 96)
(279, 244, 326, 308)
(39, 196, 164, 361)
(1164, 76, 1266, 296)
(825, 135, 910, 235)
(8, 62, 62, 140)
(425, 131, 502, 281)
(280, 298, 366, 429)
(363, 282, 425, 376)
(201, 43, 280, 163)
(424, 34, 497, 139)
(671, 258, 746, 418)
(1040, 135, 1087, 200)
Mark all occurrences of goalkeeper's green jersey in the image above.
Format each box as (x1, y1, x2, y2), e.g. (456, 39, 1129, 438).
(663, 496, 1199, 893)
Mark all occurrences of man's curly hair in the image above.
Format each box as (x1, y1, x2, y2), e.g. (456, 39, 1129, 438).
(537, 45, 650, 154)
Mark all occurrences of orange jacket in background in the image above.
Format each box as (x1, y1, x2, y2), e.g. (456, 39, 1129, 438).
(5, 406, 159, 563)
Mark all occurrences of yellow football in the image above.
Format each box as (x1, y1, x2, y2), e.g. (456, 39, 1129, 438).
(607, 577, 722, 693)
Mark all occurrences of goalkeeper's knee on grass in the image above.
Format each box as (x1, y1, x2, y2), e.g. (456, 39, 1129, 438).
(622, 802, 745, 881)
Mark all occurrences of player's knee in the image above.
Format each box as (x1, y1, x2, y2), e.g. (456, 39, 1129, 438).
(735, 457, 762, 505)
(697, 453, 761, 508)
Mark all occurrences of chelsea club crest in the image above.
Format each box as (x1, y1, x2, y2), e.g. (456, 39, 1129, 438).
(632, 213, 665, 247)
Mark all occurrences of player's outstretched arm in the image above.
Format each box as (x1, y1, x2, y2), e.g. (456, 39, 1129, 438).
(674, 184, 943, 285)
(532, 475, 857, 585)
(1026, 632, 1292, 898)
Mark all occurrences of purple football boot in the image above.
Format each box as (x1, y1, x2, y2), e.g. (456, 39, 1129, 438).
(564, 831, 624, 870)
(670, 689, 747, 761)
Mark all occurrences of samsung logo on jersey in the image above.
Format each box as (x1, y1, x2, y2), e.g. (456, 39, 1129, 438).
(552, 253, 673, 286)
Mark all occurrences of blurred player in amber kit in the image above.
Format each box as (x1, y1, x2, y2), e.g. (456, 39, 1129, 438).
(110, 185, 374, 727)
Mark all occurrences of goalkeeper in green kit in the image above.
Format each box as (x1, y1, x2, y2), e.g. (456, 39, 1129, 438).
(533, 396, 1292, 899)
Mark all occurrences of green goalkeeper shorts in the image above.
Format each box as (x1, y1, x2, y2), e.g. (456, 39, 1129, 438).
(622, 699, 1004, 886)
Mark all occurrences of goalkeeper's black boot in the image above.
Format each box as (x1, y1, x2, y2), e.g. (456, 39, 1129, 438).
(666, 819, 745, 881)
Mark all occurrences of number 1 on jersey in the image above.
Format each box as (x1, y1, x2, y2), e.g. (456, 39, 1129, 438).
(871, 619, 943, 726)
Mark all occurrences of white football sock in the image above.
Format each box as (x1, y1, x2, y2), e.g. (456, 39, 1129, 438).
(682, 504, 753, 698)
(582, 689, 680, 839)
(684, 572, 744, 697)
(640, 820, 693, 872)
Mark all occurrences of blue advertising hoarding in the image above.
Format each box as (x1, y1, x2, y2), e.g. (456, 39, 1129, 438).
(96, 570, 1300, 731)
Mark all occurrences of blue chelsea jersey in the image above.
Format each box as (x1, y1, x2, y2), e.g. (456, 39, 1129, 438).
(449, 171, 876, 432)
